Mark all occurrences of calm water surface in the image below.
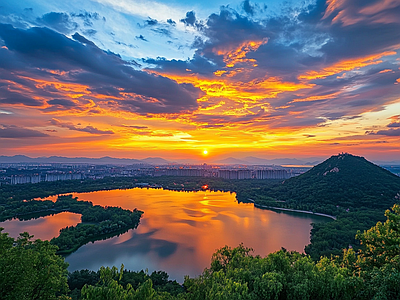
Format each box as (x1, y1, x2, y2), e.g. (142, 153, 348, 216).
(0, 188, 326, 281)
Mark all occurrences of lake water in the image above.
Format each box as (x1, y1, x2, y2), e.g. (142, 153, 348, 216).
(0, 188, 326, 281)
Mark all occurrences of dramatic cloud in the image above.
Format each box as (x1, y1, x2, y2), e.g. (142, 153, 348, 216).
(167, 19, 176, 26)
(0, 23, 202, 114)
(70, 11, 102, 27)
(375, 128, 400, 136)
(49, 118, 114, 135)
(36, 12, 77, 34)
(180, 11, 196, 26)
(242, 0, 255, 16)
(0, 125, 49, 138)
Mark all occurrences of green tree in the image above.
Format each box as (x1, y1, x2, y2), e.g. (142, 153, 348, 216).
(81, 265, 160, 300)
(0, 228, 69, 300)
(356, 204, 400, 269)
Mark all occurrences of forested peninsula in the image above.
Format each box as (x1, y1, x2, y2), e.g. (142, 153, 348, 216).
(0, 194, 143, 254)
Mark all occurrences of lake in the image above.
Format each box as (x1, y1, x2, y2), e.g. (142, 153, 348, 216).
(0, 188, 326, 281)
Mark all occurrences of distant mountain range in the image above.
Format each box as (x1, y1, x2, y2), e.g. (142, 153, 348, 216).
(213, 156, 322, 165)
(0, 154, 398, 166)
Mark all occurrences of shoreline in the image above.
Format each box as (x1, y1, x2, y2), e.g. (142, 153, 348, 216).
(36, 187, 338, 221)
(253, 202, 337, 220)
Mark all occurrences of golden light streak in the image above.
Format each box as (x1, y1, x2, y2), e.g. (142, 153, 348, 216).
(298, 51, 396, 80)
(378, 69, 393, 74)
(159, 72, 313, 102)
(290, 91, 342, 103)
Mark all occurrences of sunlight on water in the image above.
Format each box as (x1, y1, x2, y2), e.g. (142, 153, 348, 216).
(1, 212, 81, 240)
(1, 188, 326, 281)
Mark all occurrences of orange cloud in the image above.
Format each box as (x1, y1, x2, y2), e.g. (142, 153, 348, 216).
(214, 39, 268, 69)
(298, 51, 396, 80)
(159, 72, 312, 103)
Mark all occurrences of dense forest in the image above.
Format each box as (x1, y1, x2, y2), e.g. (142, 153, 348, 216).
(1, 203, 399, 299)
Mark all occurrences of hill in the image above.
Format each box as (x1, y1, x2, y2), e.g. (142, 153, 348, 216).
(255, 153, 400, 214)
(248, 153, 400, 260)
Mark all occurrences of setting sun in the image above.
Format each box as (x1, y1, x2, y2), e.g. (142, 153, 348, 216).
(203, 150, 208, 155)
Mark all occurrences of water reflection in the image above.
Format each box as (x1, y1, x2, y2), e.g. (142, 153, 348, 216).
(0, 212, 81, 240)
(60, 189, 325, 281)
(0, 188, 327, 282)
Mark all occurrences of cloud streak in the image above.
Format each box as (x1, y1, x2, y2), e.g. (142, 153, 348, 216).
(49, 118, 114, 135)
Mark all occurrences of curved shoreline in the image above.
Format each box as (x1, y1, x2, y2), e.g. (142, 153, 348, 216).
(252, 202, 337, 220)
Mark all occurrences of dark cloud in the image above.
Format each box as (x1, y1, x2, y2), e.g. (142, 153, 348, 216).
(0, 125, 49, 138)
(180, 11, 196, 26)
(44, 98, 90, 112)
(167, 19, 176, 26)
(375, 128, 400, 136)
(388, 122, 400, 128)
(242, 0, 255, 16)
(0, 90, 43, 106)
(70, 11, 101, 27)
(144, 17, 158, 26)
(136, 34, 148, 42)
(120, 125, 148, 129)
(72, 32, 96, 46)
(199, 124, 224, 129)
(36, 12, 78, 34)
(0, 24, 202, 114)
(47, 98, 76, 107)
(204, 8, 267, 48)
(114, 40, 137, 49)
(144, 53, 218, 75)
(88, 86, 122, 97)
(49, 118, 114, 134)
(151, 28, 173, 38)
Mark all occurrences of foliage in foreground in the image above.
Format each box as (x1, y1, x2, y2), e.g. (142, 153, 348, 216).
(0, 230, 69, 300)
(1, 204, 400, 300)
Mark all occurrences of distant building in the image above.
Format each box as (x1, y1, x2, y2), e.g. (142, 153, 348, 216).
(10, 174, 41, 184)
(255, 169, 291, 179)
(45, 173, 82, 182)
(154, 168, 204, 177)
(218, 169, 252, 179)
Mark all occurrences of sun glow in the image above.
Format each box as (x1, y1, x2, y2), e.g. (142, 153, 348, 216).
(203, 150, 208, 155)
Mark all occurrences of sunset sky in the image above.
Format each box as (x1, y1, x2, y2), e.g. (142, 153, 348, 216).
(1, 0, 400, 162)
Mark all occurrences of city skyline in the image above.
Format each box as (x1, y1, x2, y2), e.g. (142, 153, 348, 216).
(1, 0, 400, 161)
